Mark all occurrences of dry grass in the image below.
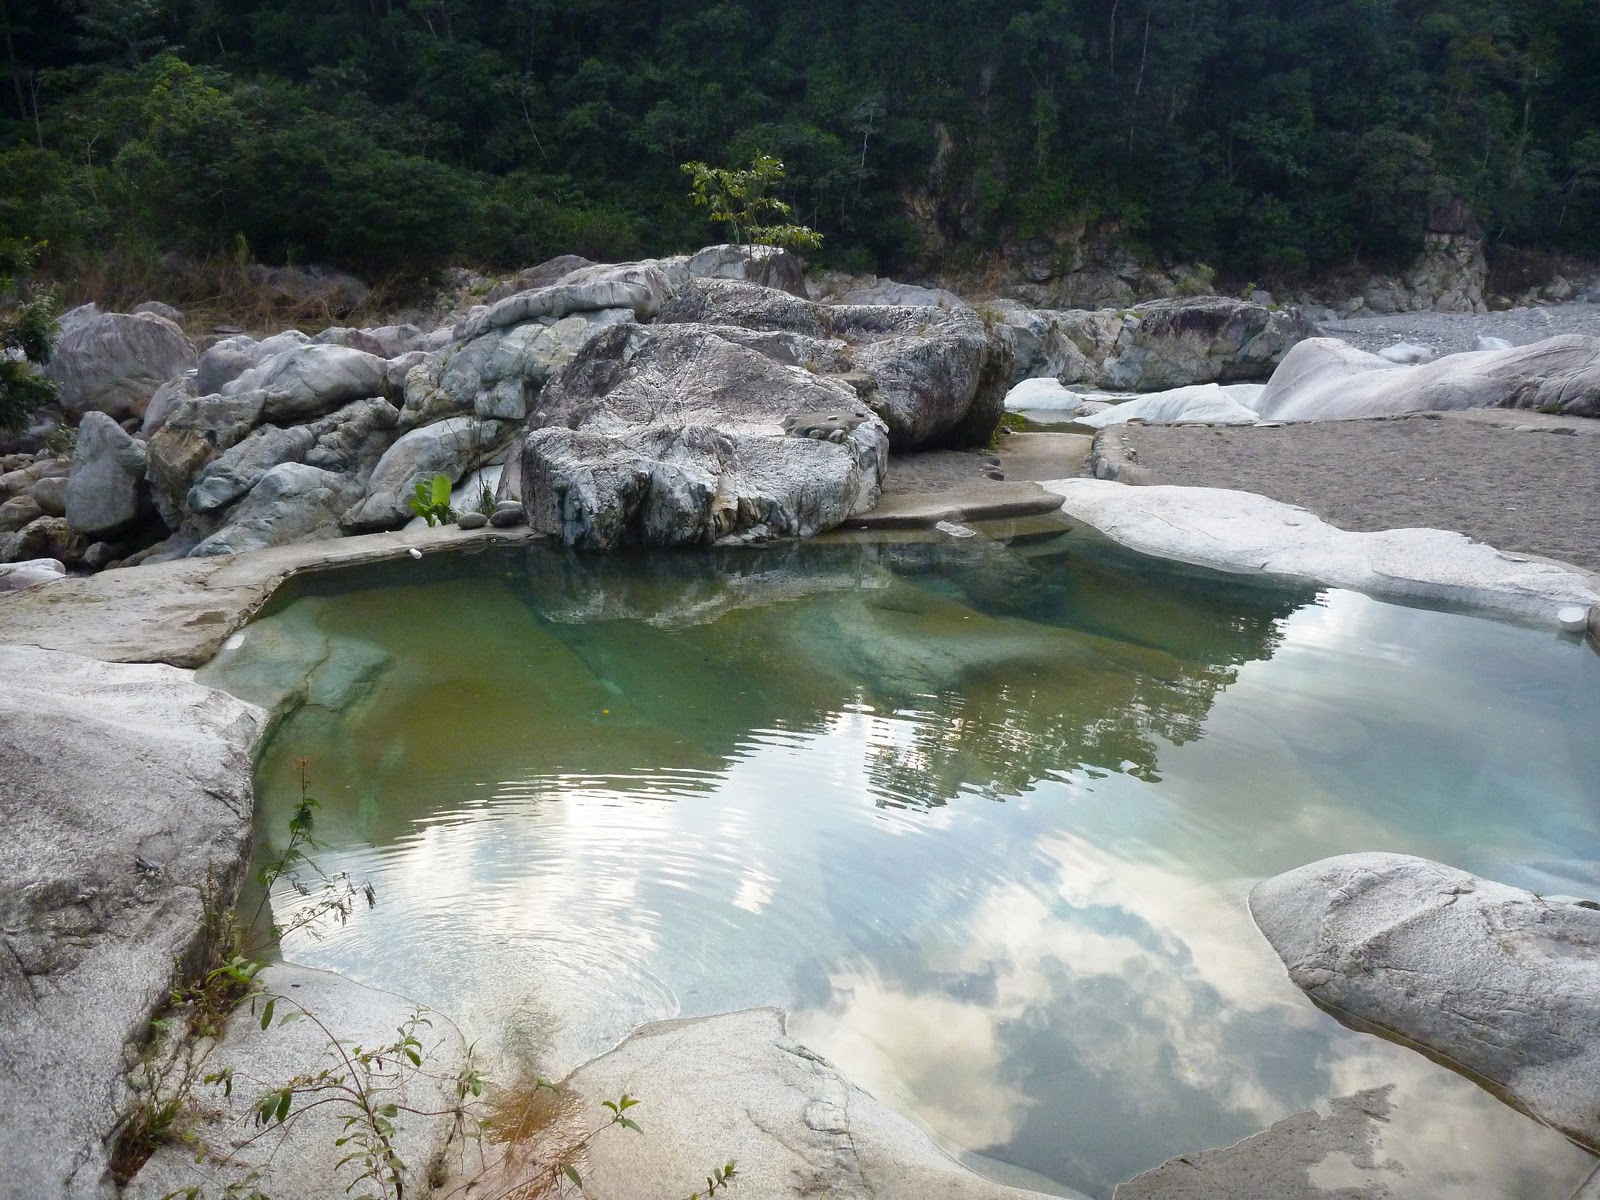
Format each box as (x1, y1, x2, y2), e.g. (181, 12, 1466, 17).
(44, 242, 428, 336)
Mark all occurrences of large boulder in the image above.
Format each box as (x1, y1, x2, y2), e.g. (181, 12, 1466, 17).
(341, 416, 500, 532)
(522, 322, 888, 550)
(658, 278, 1013, 450)
(184, 423, 316, 514)
(190, 462, 360, 556)
(46, 311, 197, 421)
(0, 646, 261, 1200)
(300, 396, 401, 476)
(144, 392, 265, 526)
(221, 342, 394, 423)
(454, 261, 674, 343)
(1081, 296, 1316, 391)
(195, 330, 311, 396)
(1253, 334, 1600, 421)
(675, 243, 808, 295)
(1250, 852, 1600, 1152)
(65, 411, 150, 537)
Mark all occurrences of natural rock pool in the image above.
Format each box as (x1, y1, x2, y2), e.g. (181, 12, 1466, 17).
(200, 529, 1600, 1199)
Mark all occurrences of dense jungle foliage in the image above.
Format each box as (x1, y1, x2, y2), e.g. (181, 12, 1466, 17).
(3, 0, 1598, 284)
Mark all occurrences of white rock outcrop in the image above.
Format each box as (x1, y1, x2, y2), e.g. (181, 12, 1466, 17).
(1042, 479, 1600, 628)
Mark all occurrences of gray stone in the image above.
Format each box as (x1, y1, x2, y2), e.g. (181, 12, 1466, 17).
(0, 492, 42, 532)
(0, 646, 261, 1200)
(0, 556, 64, 592)
(520, 1009, 1053, 1200)
(1113, 1088, 1401, 1200)
(362, 322, 426, 358)
(0, 515, 90, 566)
(1085, 297, 1316, 391)
(1250, 852, 1600, 1152)
(29, 477, 69, 522)
(81, 542, 116, 571)
(65, 411, 150, 537)
(523, 323, 887, 549)
(836, 278, 971, 308)
(454, 261, 674, 343)
(310, 325, 386, 355)
(195, 330, 311, 396)
(191, 463, 360, 557)
(515, 254, 593, 290)
(137, 372, 198, 437)
(1376, 341, 1435, 364)
(684, 242, 807, 296)
(130, 300, 183, 323)
(45, 312, 198, 421)
(341, 417, 497, 532)
(488, 506, 524, 527)
(185, 423, 317, 513)
(457, 511, 487, 529)
(222, 342, 394, 423)
(300, 396, 401, 477)
(126, 964, 466, 1200)
(144, 392, 266, 526)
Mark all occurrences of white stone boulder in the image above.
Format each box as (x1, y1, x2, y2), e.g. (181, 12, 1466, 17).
(1250, 853, 1600, 1153)
(195, 329, 311, 396)
(0, 647, 261, 1200)
(1041, 479, 1600, 628)
(0, 556, 65, 592)
(1254, 334, 1600, 421)
(191, 462, 360, 556)
(46, 311, 198, 421)
(454, 261, 674, 343)
(1075, 383, 1265, 427)
(342, 416, 500, 532)
(1376, 341, 1435, 364)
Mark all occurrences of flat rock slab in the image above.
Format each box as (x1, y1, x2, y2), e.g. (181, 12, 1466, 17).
(855, 482, 1067, 529)
(128, 964, 468, 1200)
(527, 1008, 1064, 1200)
(1042, 478, 1599, 628)
(1250, 853, 1600, 1153)
(1114, 413, 1600, 574)
(1114, 1088, 1403, 1200)
(0, 646, 262, 1200)
(0, 525, 537, 668)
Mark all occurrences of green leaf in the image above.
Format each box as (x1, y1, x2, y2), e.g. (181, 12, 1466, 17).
(259, 998, 275, 1030)
(431, 474, 452, 506)
(562, 1164, 583, 1188)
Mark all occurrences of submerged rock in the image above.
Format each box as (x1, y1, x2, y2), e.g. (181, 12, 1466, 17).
(1250, 852, 1600, 1152)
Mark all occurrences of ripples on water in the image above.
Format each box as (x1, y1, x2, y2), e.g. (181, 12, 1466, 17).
(202, 531, 1600, 1199)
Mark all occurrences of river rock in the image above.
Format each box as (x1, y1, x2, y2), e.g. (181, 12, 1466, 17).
(0, 492, 41, 532)
(341, 416, 498, 532)
(28, 474, 68, 517)
(130, 300, 183, 323)
(125, 963, 467, 1200)
(454, 261, 674, 343)
(1376, 341, 1435, 364)
(185, 423, 317, 513)
(46, 311, 198, 421)
(195, 330, 312, 396)
(191, 462, 360, 556)
(1086, 297, 1316, 391)
(300, 396, 401, 477)
(1253, 334, 1600, 421)
(457, 511, 487, 529)
(0, 556, 64, 591)
(682, 243, 807, 296)
(531, 1008, 1052, 1200)
(144, 392, 266, 526)
(0, 646, 261, 1200)
(65, 411, 150, 537)
(522, 322, 888, 549)
(1250, 852, 1600, 1152)
(138, 373, 199, 437)
(222, 342, 394, 423)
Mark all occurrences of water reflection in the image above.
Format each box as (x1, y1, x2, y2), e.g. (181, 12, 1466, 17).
(201, 535, 1600, 1199)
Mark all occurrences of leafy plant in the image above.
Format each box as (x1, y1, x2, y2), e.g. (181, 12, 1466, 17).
(0, 240, 59, 435)
(681, 155, 822, 251)
(405, 474, 455, 527)
(476, 485, 496, 517)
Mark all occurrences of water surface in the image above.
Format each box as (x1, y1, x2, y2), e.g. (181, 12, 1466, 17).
(203, 533, 1600, 1198)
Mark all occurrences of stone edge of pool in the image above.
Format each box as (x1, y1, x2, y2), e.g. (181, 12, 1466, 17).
(2, 510, 1596, 1198)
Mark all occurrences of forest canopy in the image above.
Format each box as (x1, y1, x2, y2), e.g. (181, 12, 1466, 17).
(3, 0, 1597, 283)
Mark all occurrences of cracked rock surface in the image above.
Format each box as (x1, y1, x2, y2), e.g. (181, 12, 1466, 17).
(1250, 852, 1600, 1153)
(0, 646, 263, 1199)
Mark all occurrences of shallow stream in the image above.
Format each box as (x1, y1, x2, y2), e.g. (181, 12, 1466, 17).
(201, 529, 1600, 1198)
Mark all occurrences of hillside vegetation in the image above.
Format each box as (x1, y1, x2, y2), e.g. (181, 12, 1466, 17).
(3, 0, 1597, 286)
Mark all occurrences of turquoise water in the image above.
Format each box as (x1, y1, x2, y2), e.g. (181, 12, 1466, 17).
(202, 532, 1600, 1198)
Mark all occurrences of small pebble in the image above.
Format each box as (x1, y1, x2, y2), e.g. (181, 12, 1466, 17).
(985, 469, 1005, 481)
(458, 512, 488, 529)
(407, 548, 422, 559)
